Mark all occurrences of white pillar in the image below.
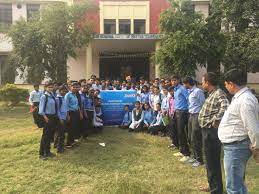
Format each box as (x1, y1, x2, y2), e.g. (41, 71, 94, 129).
(86, 43, 93, 79)
(131, 19, 134, 34)
(155, 41, 161, 78)
(116, 19, 119, 34)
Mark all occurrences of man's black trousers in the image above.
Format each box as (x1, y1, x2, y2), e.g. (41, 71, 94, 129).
(202, 127, 223, 194)
(174, 110, 190, 156)
(39, 115, 58, 156)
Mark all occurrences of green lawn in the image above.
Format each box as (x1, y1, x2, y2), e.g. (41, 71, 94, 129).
(0, 105, 258, 194)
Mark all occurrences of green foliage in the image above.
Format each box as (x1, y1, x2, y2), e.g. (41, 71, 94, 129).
(201, 0, 226, 74)
(0, 23, 11, 33)
(157, 0, 259, 78)
(210, 0, 259, 74)
(0, 54, 17, 84)
(223, 0, 259, 32)
(223, 28, 259, 72)
(0, 84, 29, 106)
(8, 2, 97, 83)
(154, 0, 208, 77)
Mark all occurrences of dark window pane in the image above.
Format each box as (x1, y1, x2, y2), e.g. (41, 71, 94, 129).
(0, 3, 12, 27)
(134, 20, 145, 34)
(119, 19, 131, 34)
(104, 19, 116, 34)
(27, 4, 40, 20)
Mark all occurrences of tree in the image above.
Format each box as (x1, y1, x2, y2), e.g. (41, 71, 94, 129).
(0, 53, 19, 84)
(8, 2, 97, 84)
(154, 0, 208, 77)
(222, 28, 259, 72)
(200, 0, 226, 74)
(209, 0, 259, 74)
(156, 0, 259, 79)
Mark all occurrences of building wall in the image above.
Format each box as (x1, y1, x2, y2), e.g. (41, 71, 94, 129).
(99, 0, 150, 34)
(194, 3, 209, 17)
(195, 66, 207, 83)
(0, 34, 12, 53)
(77, 0, 100, 33)
(92, 51, 99, 76)
(67, 51, 86, 80)
(12, 3, 27, 21)
(248, 72, 259, 84)
(149, 0, 170, 34)
(1, 0, 259, 84)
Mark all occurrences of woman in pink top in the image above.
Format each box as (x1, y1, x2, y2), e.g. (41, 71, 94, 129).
(168, 92, 175, 118)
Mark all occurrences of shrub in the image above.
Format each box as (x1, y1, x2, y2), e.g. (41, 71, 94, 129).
(0, 84, 29, 106)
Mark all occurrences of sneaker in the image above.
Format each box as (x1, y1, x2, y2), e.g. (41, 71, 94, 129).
(187, 158, 196, 164)
(74, 139, 79, 143)
(65, 145, 73, 149)
(173, 152, 184, 157)
(39, 155, 47, 160)
(192, 161, 203, 167)
(179, 156, 190, 162)
(168, 144, 177, 149)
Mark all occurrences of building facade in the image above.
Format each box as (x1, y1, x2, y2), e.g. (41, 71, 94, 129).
(68, 0, 212, 81)
(0, 0, 258, 84)
(0, 0, 72, 84)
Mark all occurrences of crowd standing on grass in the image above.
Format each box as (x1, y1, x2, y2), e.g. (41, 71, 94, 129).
(29, 70, 259, 194)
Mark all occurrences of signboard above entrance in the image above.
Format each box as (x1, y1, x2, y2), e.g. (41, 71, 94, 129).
(94, 34, 162, 40)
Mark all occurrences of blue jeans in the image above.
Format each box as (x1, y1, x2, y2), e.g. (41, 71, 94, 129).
(223, 139, 252, 194)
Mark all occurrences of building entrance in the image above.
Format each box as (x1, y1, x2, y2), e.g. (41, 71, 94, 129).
(99, 52, 150, 80)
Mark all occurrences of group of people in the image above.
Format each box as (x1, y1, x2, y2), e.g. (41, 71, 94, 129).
(29, 80, 104, 159)
(29, 70, 259, 194)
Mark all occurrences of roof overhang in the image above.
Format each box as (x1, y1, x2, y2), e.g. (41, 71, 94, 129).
(94, 34, 162, 40)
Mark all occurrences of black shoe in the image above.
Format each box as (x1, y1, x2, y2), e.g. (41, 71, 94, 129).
(39, 155, 48, 160)
(57, 148, 65, 153)
(46, 152, 56, 158)
(72, 142, 79, 147)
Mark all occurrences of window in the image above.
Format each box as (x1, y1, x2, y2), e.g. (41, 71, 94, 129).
(27, 4, 40, 20)
(0, 3, 12, 27)
(119, 19, 131, 34)
(104, 19, 116, 34)
(134, 20, 146, 34)
(0, 55, 7, 84)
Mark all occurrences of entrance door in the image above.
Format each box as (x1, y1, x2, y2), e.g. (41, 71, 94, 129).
(99, 52, 150, 80)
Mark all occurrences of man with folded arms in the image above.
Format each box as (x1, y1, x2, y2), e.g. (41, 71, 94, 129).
(218, 69, 259, 194)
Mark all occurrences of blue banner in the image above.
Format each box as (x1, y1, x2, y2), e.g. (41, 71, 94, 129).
(100, 90, 137, 126)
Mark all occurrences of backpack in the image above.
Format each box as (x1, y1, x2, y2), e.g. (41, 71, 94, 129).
(38, 94, 57, 128)
(58, 96, 63, 109)
(43, 94, 58, 115)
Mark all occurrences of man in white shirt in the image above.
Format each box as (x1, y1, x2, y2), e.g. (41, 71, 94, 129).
(29, 84, 43, 128)
(152, 86, 162, 112)
(218, 69, 259, 194)
(161, 88, 170, 114)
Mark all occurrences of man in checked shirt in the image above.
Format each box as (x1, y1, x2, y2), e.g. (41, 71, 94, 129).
(198, 72, 229, 194)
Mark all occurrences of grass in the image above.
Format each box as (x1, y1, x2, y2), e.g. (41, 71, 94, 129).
(0, 105, 258, 194)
